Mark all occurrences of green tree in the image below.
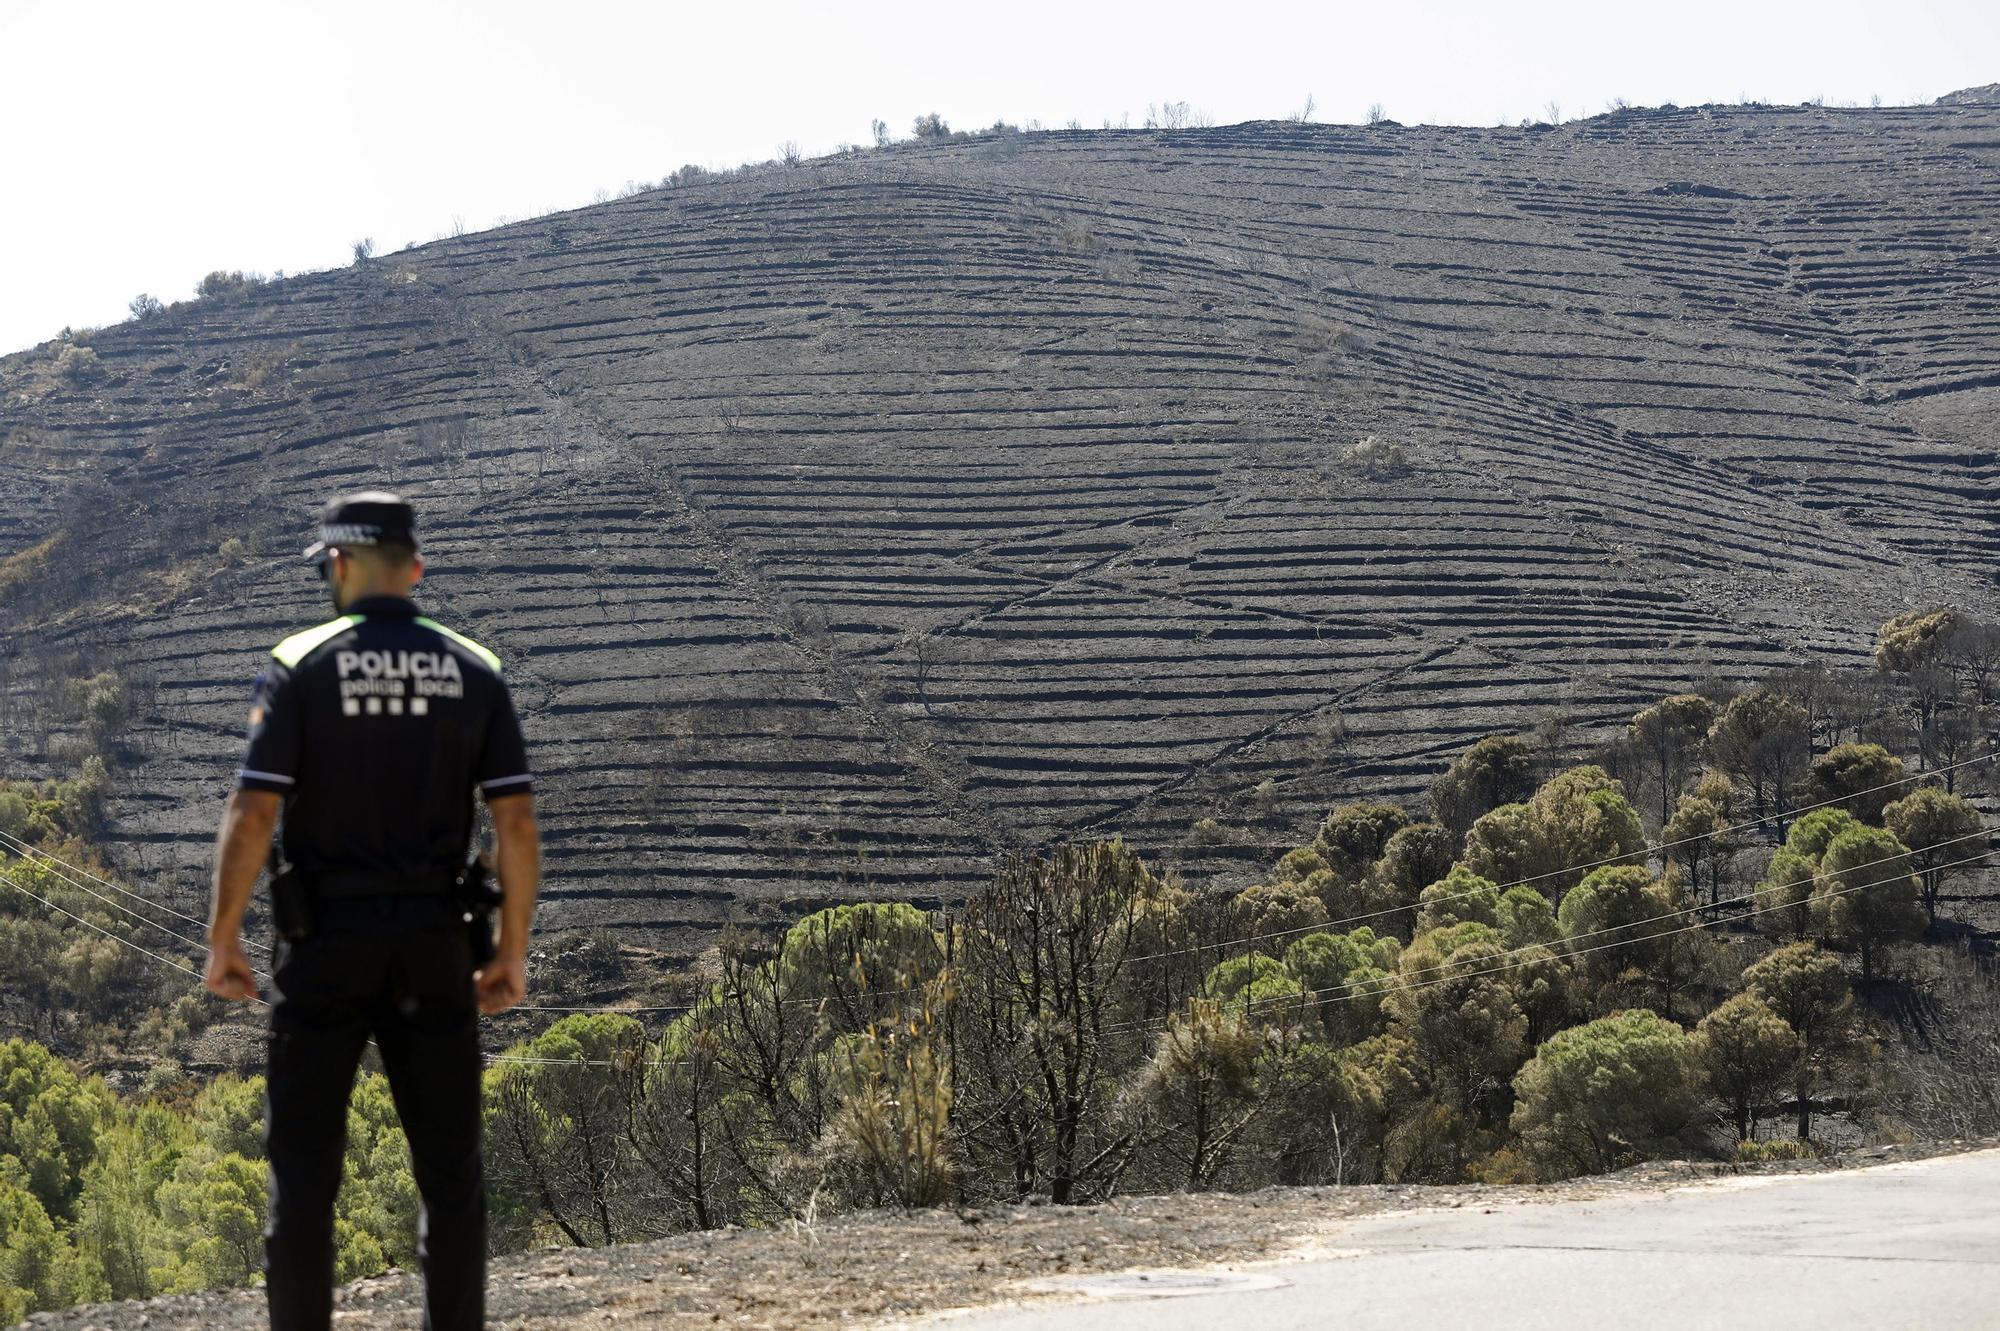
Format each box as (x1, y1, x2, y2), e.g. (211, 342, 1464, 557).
(1415, 865, 1505, 934)
(1231, 879, 1328, 949)
(1507, 945, 1577, 1047)
(1358, 822, 1458, 936)
(71, 1101, 189, 1301)
(1754, 809, 1859, 939)
(1695, 994, 1796, 1141)
(1663, 790, 1735, 908)
(1806, 743, 1904, 824)
(1709, 689, 1811, 838)
(1814, 825, 1925, 981)
(1201, 953, 1303, 1012)
(1282, 928, 1399, 1043)
(1630, 694, 1716, 828)
(0, 1179, 58, 1319)
(1556, 866, 1664, 998)
(1645, 873, 1716, 1025)
(776, 902, 944, 1025)
(1743, 943, 1854, 1140)
(0, 1175, 97, 1320)
(1495, 886, 1561, 950)
(335, 1074, 417, 1277)
(485, 1013, 647, 1245)
(1384, 932, 1528, 1140)
(1460, 766, 1645, 897)
(1121, 998, 1265, 1190)
(1430, 735, 1537, 834)
(1414, 869, 1556, 952)
(0, 1040, 114, 1221)
(1313, 803, 1411, 883)
(154, 1149, 266, 1292)
(1560, 866, 1709, 1020)
(1510, 1010, 1700, 1178)
(1331, 1034, 1422, 1181)
(188, 1074, 264, 1160)
(1883, 786, 1987, 926)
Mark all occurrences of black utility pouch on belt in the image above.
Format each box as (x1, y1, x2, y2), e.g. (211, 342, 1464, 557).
(270, 865, 312, 942)
(456, 855, 503, 969)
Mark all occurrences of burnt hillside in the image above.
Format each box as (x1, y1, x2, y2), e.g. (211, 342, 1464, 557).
(4, 102, 1999, 953)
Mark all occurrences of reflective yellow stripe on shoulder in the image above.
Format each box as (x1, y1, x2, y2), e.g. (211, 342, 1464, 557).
(414, 617, 502, 674)
(271, 615, 364, 668)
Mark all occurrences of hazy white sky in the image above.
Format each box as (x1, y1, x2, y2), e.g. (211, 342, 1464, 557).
(3, 0, 1995, 354)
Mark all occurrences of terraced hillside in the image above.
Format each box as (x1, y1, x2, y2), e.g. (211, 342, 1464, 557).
(4, 101, 1999, 954)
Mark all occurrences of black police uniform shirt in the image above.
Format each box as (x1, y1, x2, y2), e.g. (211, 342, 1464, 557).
(235, 595, 531, 881)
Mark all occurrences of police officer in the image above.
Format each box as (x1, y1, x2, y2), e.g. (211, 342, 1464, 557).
(203, 492, 540, 1331)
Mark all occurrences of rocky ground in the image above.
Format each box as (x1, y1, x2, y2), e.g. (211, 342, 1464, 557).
(19, 1139, 1987, 1331)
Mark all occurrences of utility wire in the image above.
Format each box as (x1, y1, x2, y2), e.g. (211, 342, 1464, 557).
(0, 862, 657, 1060)
(411, 761, 2000, 1027)
(1108, 842, 1998, 1036)
(1120, 747, 2000, 966)
(0, 827, 273, 957)
(0, 833, 254, 960)
(445, 837, 2000, 1066)
(0, 864, 272, 1007)
(5, 746, 1987, 1038)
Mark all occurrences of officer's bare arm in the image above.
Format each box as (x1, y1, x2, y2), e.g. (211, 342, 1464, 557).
(475, 792, 539, 1014)
(489, 791, 540, 956)
(205, 789, 280, 1000)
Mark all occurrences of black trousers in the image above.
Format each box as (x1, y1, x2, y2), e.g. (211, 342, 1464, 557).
(264, 897, 486, 1331)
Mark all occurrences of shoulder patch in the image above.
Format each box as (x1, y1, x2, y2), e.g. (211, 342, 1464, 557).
(414, 617, 503, 674)
(272, 615, 364, 668)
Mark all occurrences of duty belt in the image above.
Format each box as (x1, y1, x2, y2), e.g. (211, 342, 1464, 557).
(312, 871, 461, 900)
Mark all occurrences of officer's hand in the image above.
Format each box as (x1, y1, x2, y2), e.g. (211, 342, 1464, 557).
(475, 952, 527, 1015)
(203, 940, 259, 1002)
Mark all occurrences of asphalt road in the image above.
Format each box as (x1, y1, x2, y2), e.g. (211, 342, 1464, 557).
(926, 1150, 2000, 1331)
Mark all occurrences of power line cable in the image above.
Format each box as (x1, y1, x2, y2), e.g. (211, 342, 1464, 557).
(0, 827, 273, 957)
(1110, 842, 1996, 1036)
(0, 835, 247, 960)
(1252, 826, 1988, 1003)
(0, 863, 710, 1068)
(0, 864, 655, 1056)
(507, 1003, 695, 1013)
(1121, 748, 2000, 965)
(11, 743, 1986, 1036)
(430, 762, 2000, 1027)
(479, 839, 1995, 1064)
(0, 863, 272, 1002)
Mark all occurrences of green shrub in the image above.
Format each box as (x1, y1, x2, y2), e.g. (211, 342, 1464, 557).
(1732, 1137, 1821, 1163)
(1340, 436, 1408, 479)
(195, 271, 263, 300)
(51, 344, 97, 383)
(818, 981, 955, 1207)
